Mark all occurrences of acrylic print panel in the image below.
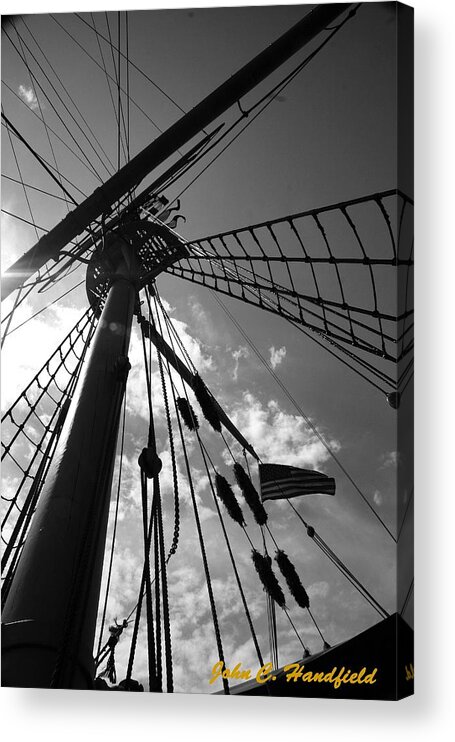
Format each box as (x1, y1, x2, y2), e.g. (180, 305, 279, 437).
(1, 2, 414, 699)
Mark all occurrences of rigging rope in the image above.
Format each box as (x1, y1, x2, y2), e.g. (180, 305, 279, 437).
(2, 173, 72, 204)
(1, 307, 98, 594)
(90, 11, 127, 167)
(154, 289, 315, 657)
(1, 80, 105, 183)
(75, 11, 188, 116)
(148, 296, 231, 692)
(50, 14, 164, 136)
(1, 114, 81, 202)
(13, 17, 115, 177)
(1, 113, 39, 348)
(132, 303, 174, 691)
(12, 19, 70, 213)
(152, 290, 269, 680)
(1, 281, 85, 340)
(154, 287, 390, 627)
(145, 290, 180, 559)
(144, 298, 174, 693)
(167, 190, 413, 395)
(19, 14, 116, 175)
(209, 291, 398, 542)
(400, 578, 414, 617)
(150, 5, 361, 217)
(4, 26, 106, 182)
(95, 393, 128, 660)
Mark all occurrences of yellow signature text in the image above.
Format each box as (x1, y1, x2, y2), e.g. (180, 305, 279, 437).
(210, 661, 378, 689)
(209, 661, 252, 685)
(283, 664, 378, 689)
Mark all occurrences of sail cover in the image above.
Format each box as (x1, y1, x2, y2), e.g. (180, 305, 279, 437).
(259, 463, 335, 501)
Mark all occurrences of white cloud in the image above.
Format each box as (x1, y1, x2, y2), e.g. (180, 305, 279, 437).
(382, 451, 399, 468)
(231, 345, 249, 381)
(18, 84, 39, 111)
(308, 580, 330, 599)
(3, 286, 391, 695)
(269, 345, 286, 369)
(1, 300, 83, 409)
(230, 391, 339, 470)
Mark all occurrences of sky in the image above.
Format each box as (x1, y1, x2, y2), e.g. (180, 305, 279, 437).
(1, 3, 413, 694)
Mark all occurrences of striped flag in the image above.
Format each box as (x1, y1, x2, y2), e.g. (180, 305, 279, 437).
(259, 463, 335, 501)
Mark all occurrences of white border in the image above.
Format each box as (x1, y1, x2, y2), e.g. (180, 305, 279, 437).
(1, 0, 455, 739)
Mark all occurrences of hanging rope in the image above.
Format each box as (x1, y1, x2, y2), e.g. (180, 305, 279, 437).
(164, 378, 230, 694)
(153, 289, 267, 679)
(142, 297, 174, 692)
(136, 307, 170, 691)
(155, 287, 331, 660)
(125, 472, 157, 690)
(145, 288, 180, 559)
(153, 283, 386, 657)
(95, 394, 128, 660)
(149, 293, 230, 693)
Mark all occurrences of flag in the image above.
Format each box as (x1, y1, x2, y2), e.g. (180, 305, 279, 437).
(259, 463, 335, 501)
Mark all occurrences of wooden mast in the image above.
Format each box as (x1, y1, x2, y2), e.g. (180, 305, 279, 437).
(2, 243, 137, 688)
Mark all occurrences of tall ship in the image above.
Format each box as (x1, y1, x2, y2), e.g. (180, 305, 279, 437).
(1, 3, 414, 698)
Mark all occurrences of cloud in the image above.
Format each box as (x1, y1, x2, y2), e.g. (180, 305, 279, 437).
(269, 345, 286, 369)
(4, 289, 392, 694)
(373, 490, 383, 506)
(308, 581, 330, 599)
(231, 345, 249, 381)
(230, 391, 339, 470)
(124, 306, 215, 425)
(382, 451, 399, 469)
(1, 300, 83, 409)
(18, 84, 39, 111)
(189, 298, 221, 345)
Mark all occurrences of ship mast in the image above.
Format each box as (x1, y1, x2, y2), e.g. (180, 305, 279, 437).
(1, 4, 354, 689)
(1, 4, 351, 300)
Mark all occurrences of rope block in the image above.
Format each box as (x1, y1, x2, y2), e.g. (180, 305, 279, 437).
(114, 355, 131, 382)
(138, 447, 162, 479)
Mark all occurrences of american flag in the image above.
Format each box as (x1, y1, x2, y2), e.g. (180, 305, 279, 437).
(259, 463, 336, 501)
